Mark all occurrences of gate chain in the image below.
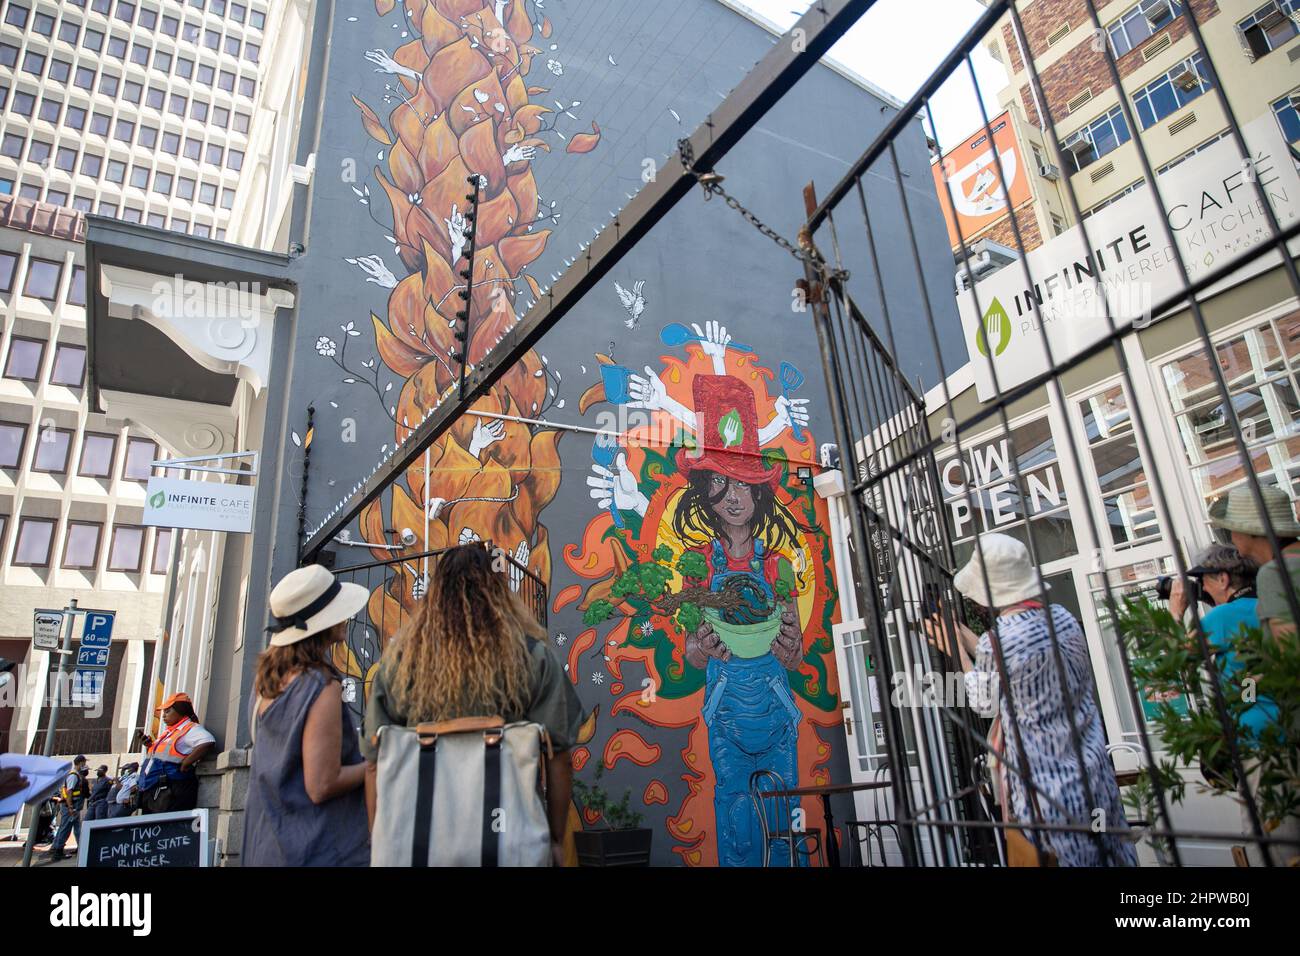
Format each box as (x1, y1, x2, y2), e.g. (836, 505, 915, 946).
(677, 139, 848, 284)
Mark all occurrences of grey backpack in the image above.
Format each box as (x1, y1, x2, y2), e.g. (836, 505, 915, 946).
(371, 716, 553, 867)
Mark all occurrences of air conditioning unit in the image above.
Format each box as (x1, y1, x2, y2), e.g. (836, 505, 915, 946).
(1064, 133, 1094, 156)
(1171, 64, 1200, 90)
(1144, 0, 1174, 28)
(1039, 162, 1061, 181)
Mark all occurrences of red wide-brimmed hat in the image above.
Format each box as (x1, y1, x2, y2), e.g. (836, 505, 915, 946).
(675, 375, 781, 485)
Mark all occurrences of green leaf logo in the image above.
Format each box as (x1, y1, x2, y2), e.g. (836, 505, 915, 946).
(975, 297, 1012, 358)
(148, 491, 166, 509)
(718, 408, 743, 448)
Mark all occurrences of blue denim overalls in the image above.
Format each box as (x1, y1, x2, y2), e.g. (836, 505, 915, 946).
(701, 538, 803, 866)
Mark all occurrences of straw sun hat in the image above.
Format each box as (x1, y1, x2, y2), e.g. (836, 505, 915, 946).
(952, 532, 1049, 608)
(266, 564, 368, 647)
(1207, 485, 1300, 538)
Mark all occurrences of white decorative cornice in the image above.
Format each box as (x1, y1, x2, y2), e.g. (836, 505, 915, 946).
(99, 389, 237, 459)
(99, 264, 295, 394)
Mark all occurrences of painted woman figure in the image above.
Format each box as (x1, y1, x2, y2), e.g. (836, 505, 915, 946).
(673, 374, 808, 866)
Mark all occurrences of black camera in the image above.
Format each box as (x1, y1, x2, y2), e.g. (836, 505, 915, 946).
(1154, 573, 1213, 608)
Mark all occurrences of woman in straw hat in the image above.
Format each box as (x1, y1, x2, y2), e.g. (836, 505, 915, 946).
(925, 533, 1136, 867)
(242, 565, 371, 866)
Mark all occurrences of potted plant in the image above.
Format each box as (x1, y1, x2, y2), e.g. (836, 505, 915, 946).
(571, 763, 653, 867)
(1114, 596, 1299, 865)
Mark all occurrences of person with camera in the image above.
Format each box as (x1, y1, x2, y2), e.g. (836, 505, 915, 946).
(1205, 485, 1300, 643)
(1166, 544, 1276, 741)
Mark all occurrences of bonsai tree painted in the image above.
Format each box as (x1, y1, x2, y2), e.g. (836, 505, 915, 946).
(1114, 596, 1299, 856)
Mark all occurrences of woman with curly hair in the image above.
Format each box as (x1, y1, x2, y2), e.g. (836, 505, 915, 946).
(361, 543, 582, 865)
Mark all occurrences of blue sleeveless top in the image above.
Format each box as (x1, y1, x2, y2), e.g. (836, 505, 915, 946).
(242, 669, 369, 867)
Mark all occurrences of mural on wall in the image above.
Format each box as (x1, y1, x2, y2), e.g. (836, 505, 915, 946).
(322, 0, 600, 691)
(565, 319, 842, 866)
(310, 0, 848, 866)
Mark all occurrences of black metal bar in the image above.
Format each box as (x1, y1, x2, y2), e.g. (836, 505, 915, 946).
(455, 176, 483, 400)
(300, 0, 879, 560)
(296, 404, 314, 554)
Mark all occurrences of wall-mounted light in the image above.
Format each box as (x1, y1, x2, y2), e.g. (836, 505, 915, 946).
(796, 466, 813, 487)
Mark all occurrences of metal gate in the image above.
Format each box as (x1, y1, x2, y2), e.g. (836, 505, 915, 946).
(798, 0, 1300, 867)
(327, 544, 548, 727)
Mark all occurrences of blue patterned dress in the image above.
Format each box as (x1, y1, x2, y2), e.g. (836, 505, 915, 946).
(965, 604, 1137, 866)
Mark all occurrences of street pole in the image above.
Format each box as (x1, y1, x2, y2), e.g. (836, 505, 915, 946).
(21, 599, 78, 868)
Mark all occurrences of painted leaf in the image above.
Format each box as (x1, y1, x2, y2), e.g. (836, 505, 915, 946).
(353, 95, 393, 146)
(374, 0, 395, 14)
(566, 121, 601, 154)
(523, 273, 544, 301)
(578, 381, 606, 415)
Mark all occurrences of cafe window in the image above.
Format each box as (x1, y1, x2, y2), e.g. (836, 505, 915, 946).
(32, 427, 74, 474)
(79, 433, 118, 478)
(0, 421, 28, 469)
(939, 414, 1079, 566)
(1160, 310, 1300, 518)
(50, 344, 87, 387)
(1077, 383, 1162, 546)
(108, 525, 145, 571)
(63, 521, 103, 570)
(5, 337, 45, 381)
(13, 516, 56, 566)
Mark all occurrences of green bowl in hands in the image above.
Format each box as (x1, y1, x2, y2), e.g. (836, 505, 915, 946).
(703, 608, 781, 659)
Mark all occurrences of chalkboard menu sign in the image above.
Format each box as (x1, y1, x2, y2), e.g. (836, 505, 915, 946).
(78, 809, 212, 868)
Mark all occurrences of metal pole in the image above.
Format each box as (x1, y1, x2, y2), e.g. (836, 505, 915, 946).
(22, 598, 78, 868)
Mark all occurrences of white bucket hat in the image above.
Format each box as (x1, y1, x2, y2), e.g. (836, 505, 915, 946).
(267, 564, 368, 647)
(952, 533, 1049, 608)
(1208, 485, 1300, 537)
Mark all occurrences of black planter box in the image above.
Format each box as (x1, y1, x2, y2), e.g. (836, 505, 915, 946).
(573, 827, 653, 867)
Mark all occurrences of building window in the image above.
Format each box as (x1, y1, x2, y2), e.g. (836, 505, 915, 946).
(1160, 311, 1300, 517)
(0, 134, 24, 160)
(169, 94, 188, 117)
(115, 119, 135, 143)
(233, 112, 250, 133)
(231, 3, 247, 23)
(1274, 90, 1300, 145)
(33, 12, 55, 36)
(177, 176, 196, 200)
(191, 100, 209, 122)
(161, 15, 179, 37)
(32, 427, 73, 473)
(147, 212, 165, 229)
(50, 344, 87, 387)
(213, 105, 230, 126)
(1238, 0, 1298, 58)
(122, 207, 142, 223)
(238, 76, 255, 97)
(161, 132, 180, 155)
(154, 172, 173, 196)
(1060, 106, 1133, 174)
(49, 58, 71, 84)
(83, 29, 104, 52)
(13, 517, 56, 566)
(184, 137, 202, 160)
(0, 422, 28, 469)
(75, 66, 96, 91)
(138, 125, 158, 148)
(130, 166, 150, 189)
(115, 1, 136, 23)
(152, 528, 172, 573)
(0, 44, 19, 69)
(68, 266, 87, 307)
(154, 51, 171, 73)
(197, 63, 215, 85)
(130, 43, 149, 66)
(108, 525, 145, 571)
(79, 434, 118, 478)
(11, 91, 36, 118)
(66, 105, 87, 130)
(22, 51, 47, 77)
(107, 36, 127, 60)
(176, 56, 194, 79)
(123, 80, 143, 105)
(63, 522, 103, 570)
(72, 196, 93, 214)
(199, 182, 217, 205)
(59, 21, 81, 44)
(123, 437, 158, 480)
(4, 5, 30, 29)
(0, 251, 16, 292)
(205, 143, 223, 165)
(55, 147, 77, 172)
(37, 96, 57, 122)
(220, 188, 235, 209)
(91, 112, 112, 136)
(1107, 0, 1181, 57)
(25, 259, 63, 302)
(106, 160, 126, 184)
(1078, 383, 1162, 546)
(227, 149, 243, 171)
(1133, 54, 1214, 130)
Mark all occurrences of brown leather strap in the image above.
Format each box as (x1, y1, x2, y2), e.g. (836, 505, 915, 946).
(415, 715, 505, 744)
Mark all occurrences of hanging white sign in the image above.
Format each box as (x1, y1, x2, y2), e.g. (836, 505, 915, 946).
(961, 116, 1300, 401)
(144, 476, 255, 533)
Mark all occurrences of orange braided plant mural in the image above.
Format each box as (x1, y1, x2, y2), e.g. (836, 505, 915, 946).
(333, 0, 599, 686)
(565, 332, 843, 866)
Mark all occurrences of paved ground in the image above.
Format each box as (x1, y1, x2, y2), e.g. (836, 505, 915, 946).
(0, 836, 78, 867)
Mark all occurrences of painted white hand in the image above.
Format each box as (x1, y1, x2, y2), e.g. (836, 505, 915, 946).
(468, 418, 506, 458)
(627, 366, 668, 411)
(502, 143, 536, 166)
(774, 395, 810, 429)
(364, 49, 420, 80)
(586, 455, 649, 516)
(352, 255, 398, 289)
(692, 320, 731, 375)
(446, 203, 469, 262)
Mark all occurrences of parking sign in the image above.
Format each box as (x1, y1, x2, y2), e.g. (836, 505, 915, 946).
(73, 669, 106, 705)
(76, 646, 110, 668)
(80, 612, 115, 649)
(33, 610, 64, 651)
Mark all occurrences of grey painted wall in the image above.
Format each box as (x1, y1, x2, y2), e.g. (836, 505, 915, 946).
(255, 0, 960, 866)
